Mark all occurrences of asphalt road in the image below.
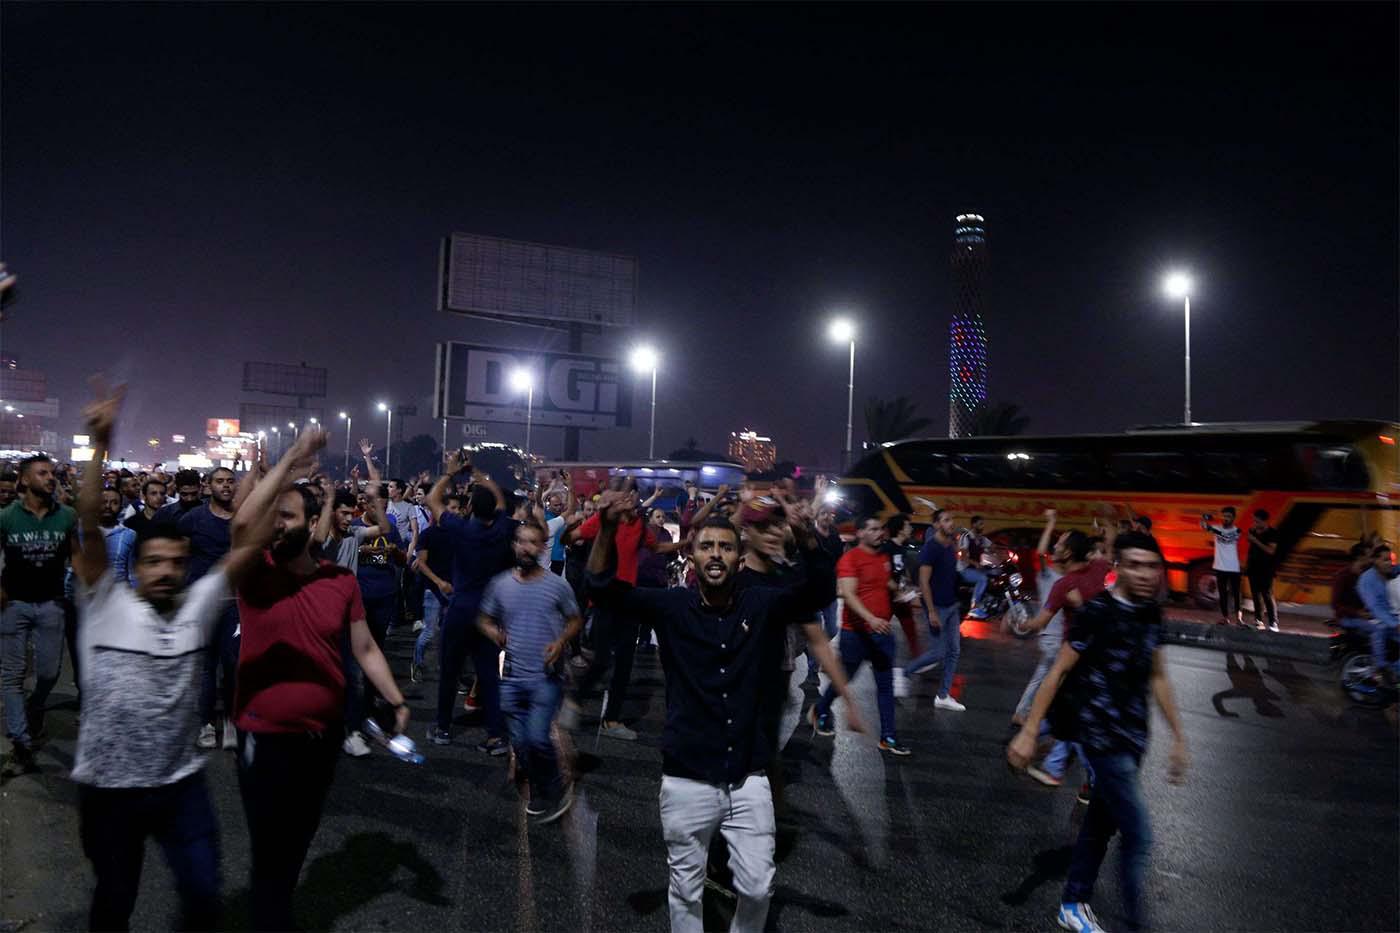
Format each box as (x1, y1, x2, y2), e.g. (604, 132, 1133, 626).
(3, 621, 1396, 932)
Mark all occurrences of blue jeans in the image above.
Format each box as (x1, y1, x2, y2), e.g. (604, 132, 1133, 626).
(414, 591, 444, 667)
(1063, 753, 1152, 930)
(1, 599, 66, 747)
(1340, 616, 1398, 673)
(906, 604, 961, 698)
(1016, 617, 1064, 719)
(500, 677, 565, 802)
(199, 601, 241, 726)
(804, 600, 841, 680)
(816, 628, 897, 739)
(960, 567, 988, 607)
(80, 770, 221, 931)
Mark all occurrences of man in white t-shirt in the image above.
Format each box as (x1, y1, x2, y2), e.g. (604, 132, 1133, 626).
(69, 381, 267, 930)
(1202, 506, 1243, 626)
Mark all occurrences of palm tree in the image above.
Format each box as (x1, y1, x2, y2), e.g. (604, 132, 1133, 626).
(968, 401, 1030, 437)
(864, 396, 933, 445)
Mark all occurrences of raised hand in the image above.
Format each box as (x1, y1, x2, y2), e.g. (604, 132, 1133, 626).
(443, 448, 464, 475)
(597, 477, 636, 526)
(81, 375, 127, 445)
(359, 438, 374, 459)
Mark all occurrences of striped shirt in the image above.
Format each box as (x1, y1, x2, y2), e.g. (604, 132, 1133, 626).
(479, 569, 580, 682)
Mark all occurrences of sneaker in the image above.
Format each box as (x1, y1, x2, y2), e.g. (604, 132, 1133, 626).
(934, 694, 967, 712)
(1027, 766, 1063, 787)
(807, 706, 834, 737)
(525, 798, 548, 817)
(557, 698, 581, 731)
(879, 736, 912, 757)
(1268, 622, 1280, 633)
(412, 620, 426, 633)
(427, 726, 452, 746)
(477, 736, 510, 756)
(968, 607, 989, 620)
(1057, 902, 1106, 932)
(892, 667, 910, 699)
(342, 731, 371, 758)
(197, 723, 217, 750)
(600, 721, 637, 741)
(410, 663, 423, 684)
(222, 723, 238, 750)
(6, 742, 38, 775)
(531, 785, 575, 825)
(1076, 782, 1092, 805)
(568, 654, 590, 671)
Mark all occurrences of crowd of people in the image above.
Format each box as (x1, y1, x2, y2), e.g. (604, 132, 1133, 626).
(3, 376, 1396, 933)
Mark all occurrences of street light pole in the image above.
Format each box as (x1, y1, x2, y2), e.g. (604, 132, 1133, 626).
(525, 382, 534, 460)
(828, 318, 857, 472)
(385, 411, 393, 475)
(1182, 294, 1191, 425)
(630, 345, 661, 461)
(339, 412, 351, 477)
(648, 367, 658, 460)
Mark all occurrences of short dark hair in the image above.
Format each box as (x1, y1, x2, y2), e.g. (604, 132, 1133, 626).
(142, 477, 166, 495)
(1371, 543, 1392, 559)
(971, 514, 983, 524)
(333, 489, 357, 510)
(208, 467, 235, 481)
(516, 517, 547, 539)
(0, 471, 17, 485)
(174, 469, 201, 488)
(469, 486, 497, 521)
(17, 454, 52, 478)
(446, 494, 466, 510)
(1114, 530, 1163, 558)
(884, 514, 909, 536)
(1253, 509, 1269, 521)
(1134, 514, 1153, 531)
(389, 478, 406, 490)
(1221, 506, 1236, 516)
(286, 485, 319, 521)
(119, 468, 134, 479)
(1349, 542, 1371, 560)
(1062, 530, 1094, 562)
(376, 482, 389, 499)
(931, 508, 946, 524)
(134, 520, 189, 557)
(691, 515, 739, 546)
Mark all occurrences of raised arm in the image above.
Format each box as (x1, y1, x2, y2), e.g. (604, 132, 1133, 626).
(73, 379, 126, 587)
(312, 476, 336, 547)
(232, 445, 266, 513)
(1036, 508, 1057, 557)
(426, 449, 464, 523)
(228, 427, 327, 584)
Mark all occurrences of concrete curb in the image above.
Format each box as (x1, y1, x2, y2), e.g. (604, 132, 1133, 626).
(1160, 618, 1332, 664)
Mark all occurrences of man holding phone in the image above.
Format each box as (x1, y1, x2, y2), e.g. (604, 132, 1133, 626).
(1202, 508, 1243, 626)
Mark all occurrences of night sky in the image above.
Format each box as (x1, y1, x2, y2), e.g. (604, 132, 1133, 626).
(3, 3, 1396, 467)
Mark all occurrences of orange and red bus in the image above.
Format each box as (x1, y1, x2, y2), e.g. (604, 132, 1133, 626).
(838, 421, 1399, 608)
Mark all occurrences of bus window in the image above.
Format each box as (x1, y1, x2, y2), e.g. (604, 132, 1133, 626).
(1105, 451, 1194, 491)
(949, 453, 1013, 488)
(1297, 444, 1370, 491)
(900, 451, 949, 486)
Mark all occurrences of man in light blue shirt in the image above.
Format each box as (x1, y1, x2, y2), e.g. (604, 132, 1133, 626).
(1356, 544, 1398, 676)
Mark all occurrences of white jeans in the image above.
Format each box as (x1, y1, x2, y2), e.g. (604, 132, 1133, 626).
(659, 773, 775, 933)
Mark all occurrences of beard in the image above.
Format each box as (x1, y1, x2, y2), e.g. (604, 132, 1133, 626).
(516, 552, 540, 572)
(271, 526, 312, 562)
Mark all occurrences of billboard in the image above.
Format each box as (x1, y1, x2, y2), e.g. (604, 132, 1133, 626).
(433, 342, 632, 430)
(438, 233, 638, 328)
(206, 419, 241, 437)
(242, 361, 327, 397)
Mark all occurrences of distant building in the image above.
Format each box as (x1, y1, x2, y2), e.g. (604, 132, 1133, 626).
(728, 429, 776, 472)
(949, 213, 989, 438)
(0, 357, 59, 452)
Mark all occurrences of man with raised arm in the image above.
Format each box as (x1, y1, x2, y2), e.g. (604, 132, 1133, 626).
(230, 426, 411, 931)
(69, 380, 266, 931)
(586, 480, 843, 933)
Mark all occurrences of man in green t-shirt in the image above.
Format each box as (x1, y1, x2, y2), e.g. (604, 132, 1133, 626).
(1, 454, 78, 773)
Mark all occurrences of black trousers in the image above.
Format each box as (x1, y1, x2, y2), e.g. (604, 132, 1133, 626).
(1216, 570, 1242, 620)
(235, 729, 339, 932)
(436, 601, 504, 737)
(80, 771, 220, 932)
(574, 593, 637, 723)
(1249, 569, 1277, 624)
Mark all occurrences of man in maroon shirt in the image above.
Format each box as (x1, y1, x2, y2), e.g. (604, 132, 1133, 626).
(231, 428, 409, 931)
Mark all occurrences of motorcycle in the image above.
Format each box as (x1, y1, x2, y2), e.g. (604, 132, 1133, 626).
(959, 547, 1038, 632)
(1329, 622, 1399, 707)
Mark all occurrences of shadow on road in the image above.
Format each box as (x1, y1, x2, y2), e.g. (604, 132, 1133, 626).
(1000, 845, 1073, 906)
(1210, 653, 1284, 719)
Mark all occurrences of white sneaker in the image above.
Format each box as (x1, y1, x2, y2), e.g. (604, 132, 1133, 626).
(892, 668, 911, 698)
(412, 620, 426, 633)
(1057, 902, 1106, 932)
(221, 722, 238, 750)
(196, 723, 217, 749)
(934, 695, 967, 712)
(342, 731, 371, 758)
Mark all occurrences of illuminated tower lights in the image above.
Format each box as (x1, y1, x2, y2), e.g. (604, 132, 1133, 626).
(948, 212, 989, 438)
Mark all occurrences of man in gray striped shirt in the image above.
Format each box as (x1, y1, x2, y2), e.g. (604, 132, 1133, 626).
(478, 518, 583, 824)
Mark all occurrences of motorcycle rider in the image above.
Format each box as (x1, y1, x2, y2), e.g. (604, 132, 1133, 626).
(1355, 543, 1399, 682)
(958, 516, 993, 620)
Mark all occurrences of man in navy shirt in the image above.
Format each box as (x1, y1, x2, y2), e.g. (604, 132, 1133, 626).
(586, 481, 837, 933)
(1009, 531, 1189, 933)
(178, 467, 240, 751)
(904, 509, 966, 711)
(426, 452, 513, 753)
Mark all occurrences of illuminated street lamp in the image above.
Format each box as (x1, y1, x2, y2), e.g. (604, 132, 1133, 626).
(339, 411, 352, 477)
(270, 426, 281, 458)
(377, 402, 392, 474)
(510, 369, 534, 461)
(828, 317, 857, 470)
(630, 345, 661, 459)
(1163, 271, 1193, 424)
(287, 421, 299, 440)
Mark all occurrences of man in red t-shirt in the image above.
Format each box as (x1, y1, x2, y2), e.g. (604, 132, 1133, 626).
(231, 429, 410, 932)
(566, 482, 673, 740)
(809, 516, 909, 755)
